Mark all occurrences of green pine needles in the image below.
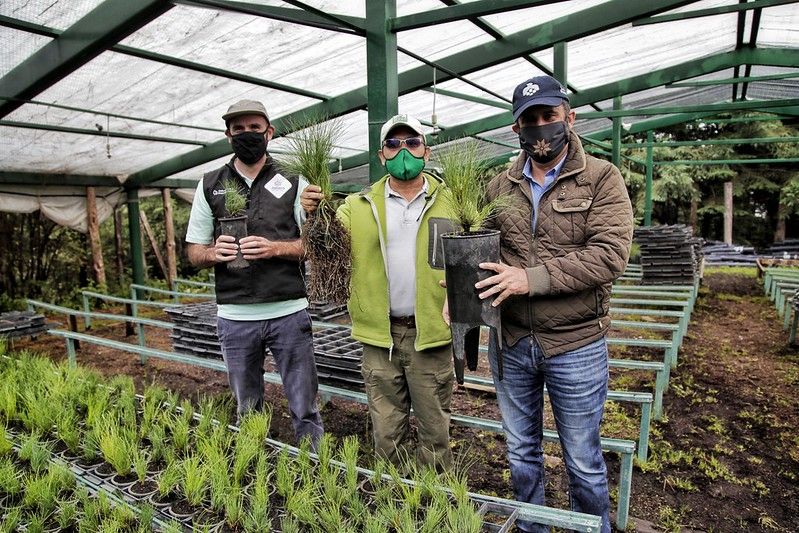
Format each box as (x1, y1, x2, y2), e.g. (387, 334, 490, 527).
(279, 116, 351, 305)
(221, 177, 247, 217)
(436, 139, 509, 232)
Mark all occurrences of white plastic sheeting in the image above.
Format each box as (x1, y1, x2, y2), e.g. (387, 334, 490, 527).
(0, 0, 797, 187)
(0, 186, 123, 233)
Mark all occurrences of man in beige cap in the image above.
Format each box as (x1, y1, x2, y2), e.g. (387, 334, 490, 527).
(301, 114, 456, 470)
(186, 99, 323, 446)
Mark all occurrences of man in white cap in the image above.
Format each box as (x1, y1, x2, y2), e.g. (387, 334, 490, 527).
(301, 114, 456, 470)
(186, 99, 323, 447)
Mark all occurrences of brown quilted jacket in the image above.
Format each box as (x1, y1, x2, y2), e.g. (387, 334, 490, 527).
(485, 130, 633, 356)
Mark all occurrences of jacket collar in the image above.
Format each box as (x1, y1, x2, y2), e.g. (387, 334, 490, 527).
(505, 129, 588, 186)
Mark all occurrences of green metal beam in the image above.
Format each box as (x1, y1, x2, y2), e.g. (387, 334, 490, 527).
(126, 189, 146, 286)
(366, 1, 399, 183)
(0, 96, 221, 133)
(622, 136, 799, 148)
(554, 42, 567, 87)
(0, 172, 121, 187)
(175, 0, 365, 34)
(644, 131, 654, 226)
(391, 0, 567, 32)
(692, 114, 795, 124)
(587, 112, 721, 140)
(0, 14, 58, 37)
(577, 98, 799, 119)
(655, 157, 799, 166)
(2, 15, 329, 101)
(612, 96, 622, 168)
(632, 0, 798, 26)
(667, 71, 799, 87)
(130, 7, 779, 186)
(0, 0, 173, 118)
(421, 87, 510, 110)
(114, 45, 329, 100)
(0, 120, 207, 146)
(149, 178, 201, 189)
(742, 6, 765, 100)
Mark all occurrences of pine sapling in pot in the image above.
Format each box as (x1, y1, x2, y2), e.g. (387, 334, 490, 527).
(279, 117, 351, 305)
(436, 139, 510, 383)
(219, 177, 250, 269)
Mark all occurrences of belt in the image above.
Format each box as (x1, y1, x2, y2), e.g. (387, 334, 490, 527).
(389, 315, 416, 328)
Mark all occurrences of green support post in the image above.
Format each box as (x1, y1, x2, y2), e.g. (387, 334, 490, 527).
(365, 1, 398, 183)
(644, 130, 654, 226)
(126, 188, 145, 289)
(612, 96, 622, 168)
(554, 42, 567, 86)
(83, 293, 92, 329)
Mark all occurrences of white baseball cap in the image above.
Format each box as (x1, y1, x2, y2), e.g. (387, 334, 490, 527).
(379, 114, 424, 142)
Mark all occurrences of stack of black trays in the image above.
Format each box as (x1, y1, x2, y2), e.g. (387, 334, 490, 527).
(702, 240, 759, 266)
(0, 311, 48, 339)
(165, 304, 365, 389)
(164, 302, 222, 359)
(767, 239, 799, 259)
(312, 326, 364, 390)
(307, 301, 349, 321)
(634, 225, 699, 285)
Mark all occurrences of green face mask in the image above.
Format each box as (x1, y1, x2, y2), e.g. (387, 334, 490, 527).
(384, 148, 426, 181)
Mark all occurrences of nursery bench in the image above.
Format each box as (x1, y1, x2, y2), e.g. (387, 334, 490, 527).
(46, 328, 616, 531)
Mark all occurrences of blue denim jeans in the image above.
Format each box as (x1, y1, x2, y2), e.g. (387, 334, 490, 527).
(488, 335, 610, 533)
(217, 310, 324, 447)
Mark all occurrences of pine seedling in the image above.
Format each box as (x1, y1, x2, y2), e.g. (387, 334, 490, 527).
(170, 412, 191, 456)
(181, 454, 209, 507)
(224, 491, 245, 529)
(98, 418, 137, 476)
(238, 409, 271, 444)
(0, 381, 17, 423)
(339, 435, 360, 493)
(0, 425, 12, 456)
(0, 506, 21, 533)
(0, 456, 21, 496)
(275, 447, 296, 498)
(221, 177, 247, 217)
(133, 449, 150, 482)
(278, 115, 351, 304)
(232, 433, 261, 486)
(157, 460, 182, 499)
(437, 139, 512, 231)
(56, 411, 81, 454)
(56, 497, 79, 530)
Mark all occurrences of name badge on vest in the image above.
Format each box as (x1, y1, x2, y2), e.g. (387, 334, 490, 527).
(265, 173, 292, 199)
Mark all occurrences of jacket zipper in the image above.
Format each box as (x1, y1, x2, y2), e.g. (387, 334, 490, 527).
(363, 193, 394, 360)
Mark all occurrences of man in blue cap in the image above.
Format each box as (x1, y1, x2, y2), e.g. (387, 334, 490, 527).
(472, 75, 634, 532)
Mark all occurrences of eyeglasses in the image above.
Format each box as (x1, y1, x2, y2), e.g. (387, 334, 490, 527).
(382, 137, 425, 151)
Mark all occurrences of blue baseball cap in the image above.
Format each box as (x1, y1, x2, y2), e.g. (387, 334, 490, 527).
(512, 75, 569, 121)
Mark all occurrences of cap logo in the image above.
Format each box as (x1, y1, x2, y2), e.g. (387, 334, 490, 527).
(522, 83, 539, 97)
(559, 85, 567, 95)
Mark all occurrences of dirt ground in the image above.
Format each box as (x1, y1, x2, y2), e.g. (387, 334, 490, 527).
(12, 270, 798, 532)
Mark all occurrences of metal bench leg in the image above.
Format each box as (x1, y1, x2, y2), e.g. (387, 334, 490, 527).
(616, 450, 633, 531)
(653, 369, 666, 420)
(637, 402, 652, 462)
(65, 338, 77, 367)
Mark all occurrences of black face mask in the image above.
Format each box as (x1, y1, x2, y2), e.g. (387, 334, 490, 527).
(519, 121, 569, 164)
(231, 131, 268, 165)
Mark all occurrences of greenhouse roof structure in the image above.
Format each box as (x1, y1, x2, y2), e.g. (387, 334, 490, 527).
(1, 0, 797, 192)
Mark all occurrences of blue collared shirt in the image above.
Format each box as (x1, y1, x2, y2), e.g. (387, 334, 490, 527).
(522, 154, 567, 231)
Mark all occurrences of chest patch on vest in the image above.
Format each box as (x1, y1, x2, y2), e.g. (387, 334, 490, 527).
(264, 173, 292, 199)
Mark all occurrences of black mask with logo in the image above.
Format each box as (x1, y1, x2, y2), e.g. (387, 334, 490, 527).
(518, 121, 569, 164)
(231, 131, 268, 165)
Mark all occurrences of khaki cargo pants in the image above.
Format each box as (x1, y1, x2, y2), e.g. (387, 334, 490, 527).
(361, 322, 454, 471)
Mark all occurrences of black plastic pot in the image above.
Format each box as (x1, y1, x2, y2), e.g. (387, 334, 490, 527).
(441, 230, 503, 384)
(219, 215, 249, 269)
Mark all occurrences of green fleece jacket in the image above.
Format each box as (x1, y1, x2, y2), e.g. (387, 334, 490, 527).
(337, 174, 457, 351)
